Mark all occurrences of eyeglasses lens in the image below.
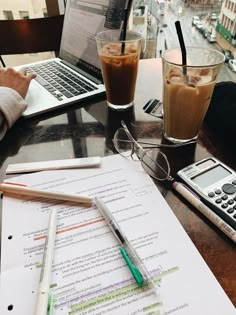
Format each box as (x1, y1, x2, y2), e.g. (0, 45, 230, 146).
(141, 149, 170, 181)
(113, 128, 133, 157)
(113, 127, 171, 181)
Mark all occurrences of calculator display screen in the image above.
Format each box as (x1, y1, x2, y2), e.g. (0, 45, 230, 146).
(192, 165, 231, 189)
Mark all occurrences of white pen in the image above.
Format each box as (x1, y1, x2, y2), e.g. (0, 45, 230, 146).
(0, 182, 92, 204)
(95, 197, 158, 293)
(6, 156, 101, 174)
(173, 181, 236, 243)
(35, 208, 57, 315)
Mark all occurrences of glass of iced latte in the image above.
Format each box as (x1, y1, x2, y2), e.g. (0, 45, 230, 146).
(162, 47, 225, 143)
(95, 29, 141, 110)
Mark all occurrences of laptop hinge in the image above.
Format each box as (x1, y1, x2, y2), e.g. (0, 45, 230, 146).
(60, 60, 103, 85)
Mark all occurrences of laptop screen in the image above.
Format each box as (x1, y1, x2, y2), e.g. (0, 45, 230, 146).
(59, 0, 126, 81)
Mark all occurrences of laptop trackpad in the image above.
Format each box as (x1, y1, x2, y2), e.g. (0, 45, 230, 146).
(23, 82, 59, 117)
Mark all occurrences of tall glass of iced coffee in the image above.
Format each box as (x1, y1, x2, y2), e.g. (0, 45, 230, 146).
(162, 47, 224, 143)
(95, 30, 141, 110)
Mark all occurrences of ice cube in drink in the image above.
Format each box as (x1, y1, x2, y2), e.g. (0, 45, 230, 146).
(99, 43, 139, 107)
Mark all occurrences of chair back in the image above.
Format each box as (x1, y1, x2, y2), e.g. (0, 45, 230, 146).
(0, 15, 64, 65)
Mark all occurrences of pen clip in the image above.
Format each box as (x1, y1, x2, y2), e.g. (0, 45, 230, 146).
(47, 292, 54, 315)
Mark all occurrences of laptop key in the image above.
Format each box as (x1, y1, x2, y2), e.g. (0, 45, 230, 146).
(67, 87, 76, 93)
(46, 87, 56, 92)
(30, 61, 99, 101)
(57, 88, 68, 93)
(73, 90, 86, 96)
(72, 91, 81, 96)
(79, 88, 87, 94)
(85, 86, 94, 92)
(61, 90, 73, 98)
(50, 92, 63, 101)
(35, 76, 51, 87)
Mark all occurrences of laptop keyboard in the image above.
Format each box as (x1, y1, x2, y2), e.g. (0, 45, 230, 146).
(25, 61, 98, 101)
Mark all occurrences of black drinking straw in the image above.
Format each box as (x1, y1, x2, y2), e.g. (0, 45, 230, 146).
(120, 0, 133, 54)
(175, 21, 187, 75)
(121, 9, 128, 54)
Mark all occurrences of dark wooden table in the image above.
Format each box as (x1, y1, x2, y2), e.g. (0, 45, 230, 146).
(0, 58, 235, 306)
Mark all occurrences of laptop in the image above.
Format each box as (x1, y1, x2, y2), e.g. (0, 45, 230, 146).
(16, 0, 126, 117)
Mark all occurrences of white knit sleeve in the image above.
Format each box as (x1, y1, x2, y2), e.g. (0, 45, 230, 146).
(0, 87, 27, 140)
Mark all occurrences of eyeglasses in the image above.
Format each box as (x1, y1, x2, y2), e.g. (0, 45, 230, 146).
(113, 120, 196, 182)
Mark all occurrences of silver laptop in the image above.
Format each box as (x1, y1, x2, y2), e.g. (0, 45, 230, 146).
(16, 0, 125, 117)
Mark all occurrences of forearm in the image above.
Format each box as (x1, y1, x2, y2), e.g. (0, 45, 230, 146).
(0, 87, 27, 140)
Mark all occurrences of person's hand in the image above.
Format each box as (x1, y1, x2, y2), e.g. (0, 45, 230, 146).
(0, 67, 36, 99)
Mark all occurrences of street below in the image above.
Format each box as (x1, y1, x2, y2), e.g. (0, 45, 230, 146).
(146, 3, 236, 82)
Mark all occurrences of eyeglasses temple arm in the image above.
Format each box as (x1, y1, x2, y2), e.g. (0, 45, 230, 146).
(120, 120, 144, 151)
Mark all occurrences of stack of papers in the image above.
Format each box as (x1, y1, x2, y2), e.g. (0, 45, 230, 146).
(0, 154, 235, 314)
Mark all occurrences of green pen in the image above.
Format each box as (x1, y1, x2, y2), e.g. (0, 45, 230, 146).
(95, 197, 157, 291)
(119, 247, 143, 286)
(47, 292, 54, 315)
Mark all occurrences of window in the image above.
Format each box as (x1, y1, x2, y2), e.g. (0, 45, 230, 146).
(43, 8, 48, 17)
(19, 11, 29, 19)
(230, 19, 233, 32)
(222, 14, 226, 26)
(3, 10, 13, 20)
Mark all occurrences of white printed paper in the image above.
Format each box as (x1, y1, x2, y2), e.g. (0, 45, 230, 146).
(0, 154, 235, 314)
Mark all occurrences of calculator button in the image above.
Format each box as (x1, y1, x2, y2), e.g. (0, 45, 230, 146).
(227, 208, 234, 214)
(215, 198, 222, 204)
(227, 199, 234, 205)
(234, 214, 236, 219)
(232, 180, 236, 185)
(214, 189, 221, 194)
(222, 183, 236, 194)
(208, 192, 215, 197)
(222, 203, 228, 209)
(234, 196, 236, 201)
(222, 195, 228, 200)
